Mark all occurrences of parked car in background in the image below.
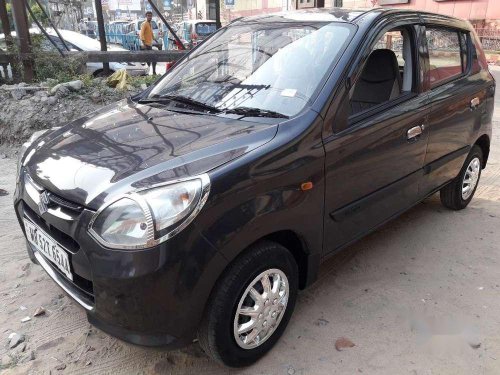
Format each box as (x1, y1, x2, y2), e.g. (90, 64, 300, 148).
(177, 20, 217, 48)
(45, 29, 149, 76)
(0, 29, 149, 77)
(14, 8, 494, 367)
(80, 28, 96, 39)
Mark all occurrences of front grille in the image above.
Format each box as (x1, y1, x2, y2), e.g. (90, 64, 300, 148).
(47, 192, 83, 213)
(22, 202, 94, 301)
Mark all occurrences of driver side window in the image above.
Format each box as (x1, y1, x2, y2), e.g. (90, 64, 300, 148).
(349, 27, 415, 116)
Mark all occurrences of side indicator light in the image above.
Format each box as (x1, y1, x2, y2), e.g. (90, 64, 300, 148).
(301, 182, 313, 191)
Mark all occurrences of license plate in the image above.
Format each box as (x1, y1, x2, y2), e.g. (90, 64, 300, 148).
(24, 218, 73, 280)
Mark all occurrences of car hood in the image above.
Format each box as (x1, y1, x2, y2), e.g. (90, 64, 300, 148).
(24, 99, 279, 210)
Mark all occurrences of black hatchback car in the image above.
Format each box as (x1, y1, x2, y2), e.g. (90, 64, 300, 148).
(14, 8, 494, 367)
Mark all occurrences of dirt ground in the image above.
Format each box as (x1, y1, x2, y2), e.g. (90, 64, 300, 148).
(1, 69, 500, 375)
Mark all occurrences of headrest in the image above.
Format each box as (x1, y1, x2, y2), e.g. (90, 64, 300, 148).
(360, 49, 399, 83)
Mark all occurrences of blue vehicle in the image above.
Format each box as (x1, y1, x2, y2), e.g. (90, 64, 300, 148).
(105, 20, 130, 45)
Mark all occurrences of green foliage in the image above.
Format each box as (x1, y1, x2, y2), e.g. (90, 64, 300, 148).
(28, 3, 49, 28)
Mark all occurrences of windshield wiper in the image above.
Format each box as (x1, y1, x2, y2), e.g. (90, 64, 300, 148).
(223, 106, 289, 119)
(151, 95, 221, 113)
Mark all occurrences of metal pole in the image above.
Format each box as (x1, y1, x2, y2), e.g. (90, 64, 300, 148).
(11, 0, 35, 82)
(94, 0, 110, 74)
(146, 0, 185, 49)
(32, 0, 70, 51)
(24, 0, 64, 56)
(215, 0, 221, 29)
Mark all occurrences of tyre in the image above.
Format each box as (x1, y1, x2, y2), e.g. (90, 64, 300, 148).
(440, 145, 483, 210)
(198, 241, 298, 367)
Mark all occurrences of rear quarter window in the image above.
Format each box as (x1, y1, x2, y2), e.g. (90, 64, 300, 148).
(426, 28, 465, 87)
(471, 33, 488, 75)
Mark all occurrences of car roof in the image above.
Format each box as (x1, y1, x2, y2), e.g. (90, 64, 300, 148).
(238, 8, 471, 30)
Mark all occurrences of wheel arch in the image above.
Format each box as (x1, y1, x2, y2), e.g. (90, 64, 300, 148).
(222, 230, 319, 290)
(260, 230, 315, 290)
(475, 134, 490, 168)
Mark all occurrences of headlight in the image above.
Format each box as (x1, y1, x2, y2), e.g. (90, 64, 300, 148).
(88, 174, 210, 249)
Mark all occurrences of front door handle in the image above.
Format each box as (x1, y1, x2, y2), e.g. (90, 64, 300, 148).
(407, 125, 423, 141)
(470, 97, 480, 110)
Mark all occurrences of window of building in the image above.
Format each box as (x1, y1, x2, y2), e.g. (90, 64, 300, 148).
(426, 28, 466, 88)
(334, 0, 343, 6)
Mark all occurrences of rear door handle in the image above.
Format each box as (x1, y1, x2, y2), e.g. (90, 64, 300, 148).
(407, 125, 423, 141)
(470, 97, 480, 110)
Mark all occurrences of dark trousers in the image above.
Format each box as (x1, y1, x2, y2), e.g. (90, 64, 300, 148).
(144, 44, 161, 75)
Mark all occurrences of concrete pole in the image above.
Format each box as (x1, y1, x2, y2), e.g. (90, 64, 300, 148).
(11, 0, 35, 82)
(94, 0, 110, 74)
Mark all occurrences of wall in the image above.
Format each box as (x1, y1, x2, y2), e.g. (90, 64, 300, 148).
(338, 0, 500, 20)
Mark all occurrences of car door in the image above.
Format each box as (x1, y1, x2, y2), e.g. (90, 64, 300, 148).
(322, 22, 430, 254)
(420, 25, 487, 194)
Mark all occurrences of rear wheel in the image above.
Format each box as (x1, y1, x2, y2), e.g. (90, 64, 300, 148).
(440, 145, 483, 210)
(198, 241, 298, 367)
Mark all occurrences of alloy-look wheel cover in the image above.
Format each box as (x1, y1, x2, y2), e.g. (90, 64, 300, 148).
(462, 157, 481, 200)
(233, 268, 289, 349)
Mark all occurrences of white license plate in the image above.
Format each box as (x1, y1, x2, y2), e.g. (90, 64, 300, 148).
(24, 218, 73, 280)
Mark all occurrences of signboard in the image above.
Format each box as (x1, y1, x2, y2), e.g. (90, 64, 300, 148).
(378, 0, 409, 4)
(145, 0, 152, 11)
(164, 0, 172, 10)
(225, 0, 235, 8)
(107, 0, 142, 11)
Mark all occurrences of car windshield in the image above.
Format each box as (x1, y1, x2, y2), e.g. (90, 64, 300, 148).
(148, 18, 355, 117)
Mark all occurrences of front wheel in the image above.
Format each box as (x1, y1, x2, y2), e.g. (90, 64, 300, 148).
(198, 241, 298, 367)
(440, 145, 483, 210)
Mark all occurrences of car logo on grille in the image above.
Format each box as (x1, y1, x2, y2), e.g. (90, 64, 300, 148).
(38, 191, 50, 215)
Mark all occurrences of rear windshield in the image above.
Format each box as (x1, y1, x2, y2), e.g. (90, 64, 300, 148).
(149, 18, 355, 117)
(196, 23, 217, 35)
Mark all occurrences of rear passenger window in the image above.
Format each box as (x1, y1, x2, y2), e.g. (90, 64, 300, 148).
(426, 28, 466, 87)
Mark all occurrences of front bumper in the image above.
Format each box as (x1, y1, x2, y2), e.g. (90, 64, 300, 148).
(14, 169, 227, 347)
